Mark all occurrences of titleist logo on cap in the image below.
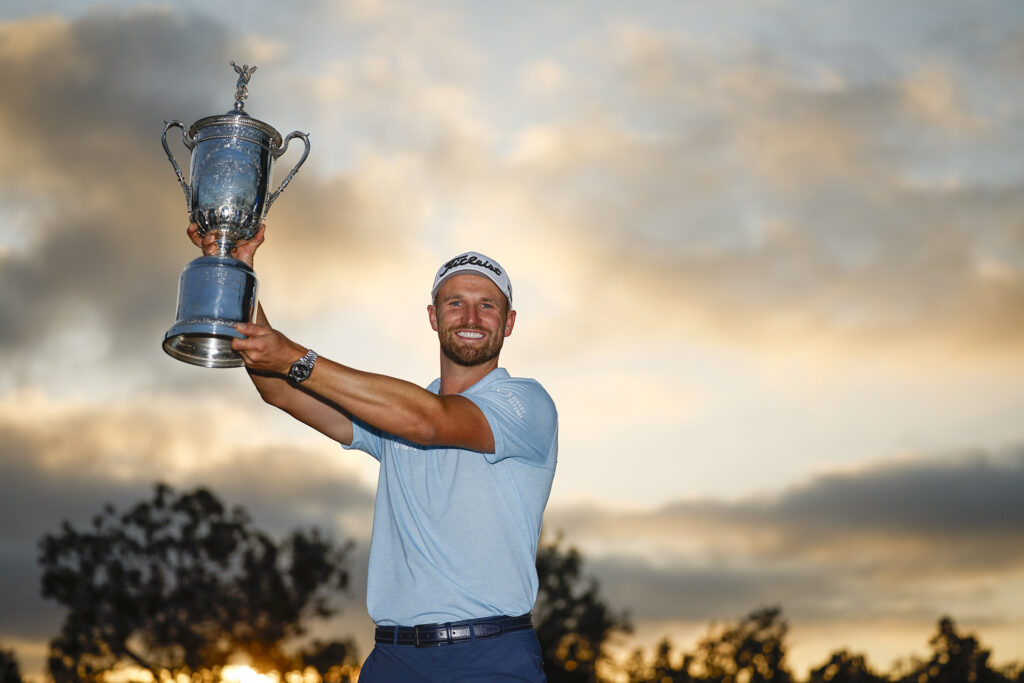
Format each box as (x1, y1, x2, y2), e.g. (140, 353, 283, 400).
(439, 254, 503, 279)
(432, 251, 512, 306)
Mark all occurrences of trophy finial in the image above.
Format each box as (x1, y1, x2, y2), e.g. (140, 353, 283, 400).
(230, 61, 258, 113)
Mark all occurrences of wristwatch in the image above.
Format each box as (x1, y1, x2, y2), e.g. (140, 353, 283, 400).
(287, 349, 318, 384)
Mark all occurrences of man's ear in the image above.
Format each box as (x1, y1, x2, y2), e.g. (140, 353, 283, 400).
(504, 309, 516, 337)
(427, 304, 439, 332)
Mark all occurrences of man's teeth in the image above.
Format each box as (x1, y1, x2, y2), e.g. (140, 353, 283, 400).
(457, 331, 485, 339)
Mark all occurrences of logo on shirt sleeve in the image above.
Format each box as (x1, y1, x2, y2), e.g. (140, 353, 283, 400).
(496, 388, 526, 419)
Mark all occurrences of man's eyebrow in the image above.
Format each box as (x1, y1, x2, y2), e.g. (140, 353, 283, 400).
(441, 293, 501, 306)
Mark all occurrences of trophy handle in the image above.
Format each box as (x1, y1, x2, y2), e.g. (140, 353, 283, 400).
(265, 130, 310, 213)
(161, 120, 195, 207)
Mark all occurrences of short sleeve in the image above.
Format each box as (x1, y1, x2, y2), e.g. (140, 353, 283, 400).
(466, 378, 558, 466)
(342, 417, 384, 461)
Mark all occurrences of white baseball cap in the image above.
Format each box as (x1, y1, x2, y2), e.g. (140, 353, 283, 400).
(431, 251, 513, 307)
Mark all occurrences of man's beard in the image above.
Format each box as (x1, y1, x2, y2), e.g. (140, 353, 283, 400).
(439, 325, 505, 367)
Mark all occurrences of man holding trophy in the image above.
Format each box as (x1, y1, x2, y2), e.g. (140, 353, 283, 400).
(166, 63, 557, 681)
(186, 223, 558, 682)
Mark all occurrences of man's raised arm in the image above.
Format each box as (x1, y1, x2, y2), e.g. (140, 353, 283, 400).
(186, 222, 354, 444)
(230, 322, 495, 454)
(241, 305, 356, 445)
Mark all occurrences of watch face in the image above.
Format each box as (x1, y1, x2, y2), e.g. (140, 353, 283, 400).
(289, 362, 311, 382)
(288, 350, 317, 383)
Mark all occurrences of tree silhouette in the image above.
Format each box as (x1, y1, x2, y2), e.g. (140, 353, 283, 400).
(0, 645, 23, 683)
(38, 483, 354, 681)
(624, 607, 794, 683)
(295, 638, 361, 682)
(620, 609, 1024, 683)
(893, 616, 1018, 683)
(624, 638, 697, 683)
(534, 533, 632, 682)
(694, 606, 793, 683)
(807, 649, 887, 683)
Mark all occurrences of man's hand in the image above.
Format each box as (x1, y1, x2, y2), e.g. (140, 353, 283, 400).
(232, 321, 306, 375)
(186, 222, 266, 267)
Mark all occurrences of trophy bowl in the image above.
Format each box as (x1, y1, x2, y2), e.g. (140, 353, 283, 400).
(161, 62, 310, 368)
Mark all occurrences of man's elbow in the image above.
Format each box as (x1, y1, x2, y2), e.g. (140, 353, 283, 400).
(254, 384, 293, 413)
(404, 413, 444, 446)
(401, 402, 472, 447)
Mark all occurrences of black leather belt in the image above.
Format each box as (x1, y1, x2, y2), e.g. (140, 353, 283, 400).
(375, 613, 534, 647)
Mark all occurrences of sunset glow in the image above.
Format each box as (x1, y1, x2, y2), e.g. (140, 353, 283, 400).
(220, 666, 275, 683)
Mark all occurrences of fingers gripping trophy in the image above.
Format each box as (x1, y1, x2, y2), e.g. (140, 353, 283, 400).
(161, 62, 310, 367)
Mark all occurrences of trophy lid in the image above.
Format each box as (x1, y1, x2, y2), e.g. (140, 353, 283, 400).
(187, 61, 283, 147)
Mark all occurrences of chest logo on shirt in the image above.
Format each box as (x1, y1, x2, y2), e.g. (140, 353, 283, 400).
(392, 437, 421, 451)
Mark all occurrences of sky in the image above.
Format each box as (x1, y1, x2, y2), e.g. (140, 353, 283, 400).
(1, 0, 1024, 679)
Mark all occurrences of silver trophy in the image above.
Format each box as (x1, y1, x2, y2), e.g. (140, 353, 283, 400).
(161, 62, 310, 367)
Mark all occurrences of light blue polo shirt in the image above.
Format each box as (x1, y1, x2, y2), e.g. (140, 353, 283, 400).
(343, 367, 558, 626)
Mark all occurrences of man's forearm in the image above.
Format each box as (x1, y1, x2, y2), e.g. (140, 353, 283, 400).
(240, 304, 356, 444)
(240, 304, 442, 437)
(233, 307, 491, 452)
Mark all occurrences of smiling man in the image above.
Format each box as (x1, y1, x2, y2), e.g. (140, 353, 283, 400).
(188, 224, 558, 682)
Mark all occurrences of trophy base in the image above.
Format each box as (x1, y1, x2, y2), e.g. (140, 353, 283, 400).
(163, 254, 257, 369)
(163, 325, 246, 368)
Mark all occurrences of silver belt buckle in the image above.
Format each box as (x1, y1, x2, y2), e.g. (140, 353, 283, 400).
(414, 623, 445, 648)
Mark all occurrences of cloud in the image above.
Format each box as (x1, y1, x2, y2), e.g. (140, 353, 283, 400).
(0, 8, 434, 381)
(476, 20, 1024, 366)
(545, 447, 1024, 626)
(519, 60, 566, 96)
(7, 3, 1023, 387)
(0, 11, 238, 371)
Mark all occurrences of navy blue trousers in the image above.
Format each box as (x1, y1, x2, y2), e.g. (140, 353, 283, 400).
(359, 629, 546, 682)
